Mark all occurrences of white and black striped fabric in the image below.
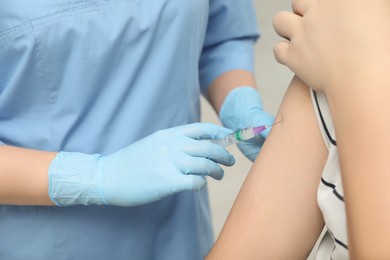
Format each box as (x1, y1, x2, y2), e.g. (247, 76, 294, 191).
(311, 90, 349, 260)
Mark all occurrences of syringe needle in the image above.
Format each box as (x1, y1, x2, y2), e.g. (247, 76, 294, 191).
(267, 120, 282, 127)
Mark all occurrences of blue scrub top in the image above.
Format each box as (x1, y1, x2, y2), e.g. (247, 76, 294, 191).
(0, 0, 259, 259)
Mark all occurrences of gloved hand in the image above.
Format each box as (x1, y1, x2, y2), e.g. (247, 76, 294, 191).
(48, 123, 235, 207)
(219, 87, 275, 161)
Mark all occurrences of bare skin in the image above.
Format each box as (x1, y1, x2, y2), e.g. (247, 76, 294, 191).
(207, 76, 327, 259)
(273, 0, 390, 257)
(0, 146, 56, 205)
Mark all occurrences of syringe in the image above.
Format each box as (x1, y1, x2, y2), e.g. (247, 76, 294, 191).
(211, 121, 282, 147)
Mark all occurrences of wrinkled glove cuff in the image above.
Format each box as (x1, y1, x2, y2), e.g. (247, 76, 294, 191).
(48, 152, 107, 206)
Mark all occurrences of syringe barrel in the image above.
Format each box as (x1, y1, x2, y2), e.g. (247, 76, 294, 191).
(210, 127, 256, 147)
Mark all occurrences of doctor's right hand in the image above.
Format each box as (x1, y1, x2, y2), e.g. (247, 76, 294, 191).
(48, 123, 235, 207)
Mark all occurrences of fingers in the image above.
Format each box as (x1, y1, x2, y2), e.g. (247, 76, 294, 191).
(176, 123, 233, 140)
(292, 0, 312, 16)
(272, 11, 301, 69)
(273, 7, 305, 70)
(172, 140, 235, 181)
(178, 155, 225, 180)
(273, 11, 300, 41)
(181, 140, 235, 166)
(274, 39, 291, 66)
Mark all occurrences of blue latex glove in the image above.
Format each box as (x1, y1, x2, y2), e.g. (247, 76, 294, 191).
(48, 123, 235, 207)
(219, 87, 275, 161)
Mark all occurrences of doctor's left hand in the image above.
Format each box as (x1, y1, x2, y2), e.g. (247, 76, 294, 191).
(220, 87, 275, 161)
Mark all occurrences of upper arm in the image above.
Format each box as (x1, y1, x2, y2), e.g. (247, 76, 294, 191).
(207, 76, 327, 259)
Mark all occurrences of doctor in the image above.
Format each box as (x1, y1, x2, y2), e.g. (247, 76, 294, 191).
(0, 0, 273, 259)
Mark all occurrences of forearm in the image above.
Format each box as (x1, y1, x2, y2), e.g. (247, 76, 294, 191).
(206, 69, 257, 114)
(325, 75, 390, 258)
(0, 145, 56, 205)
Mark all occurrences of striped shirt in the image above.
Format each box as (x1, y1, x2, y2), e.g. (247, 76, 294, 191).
(311, 90, 349, 260)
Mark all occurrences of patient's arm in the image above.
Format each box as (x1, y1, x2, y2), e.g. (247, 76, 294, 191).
(207, 76, 327, 259)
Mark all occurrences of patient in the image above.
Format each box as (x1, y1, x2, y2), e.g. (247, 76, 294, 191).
(208, 0, 390, 257)
(207, 76, 342, 259)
